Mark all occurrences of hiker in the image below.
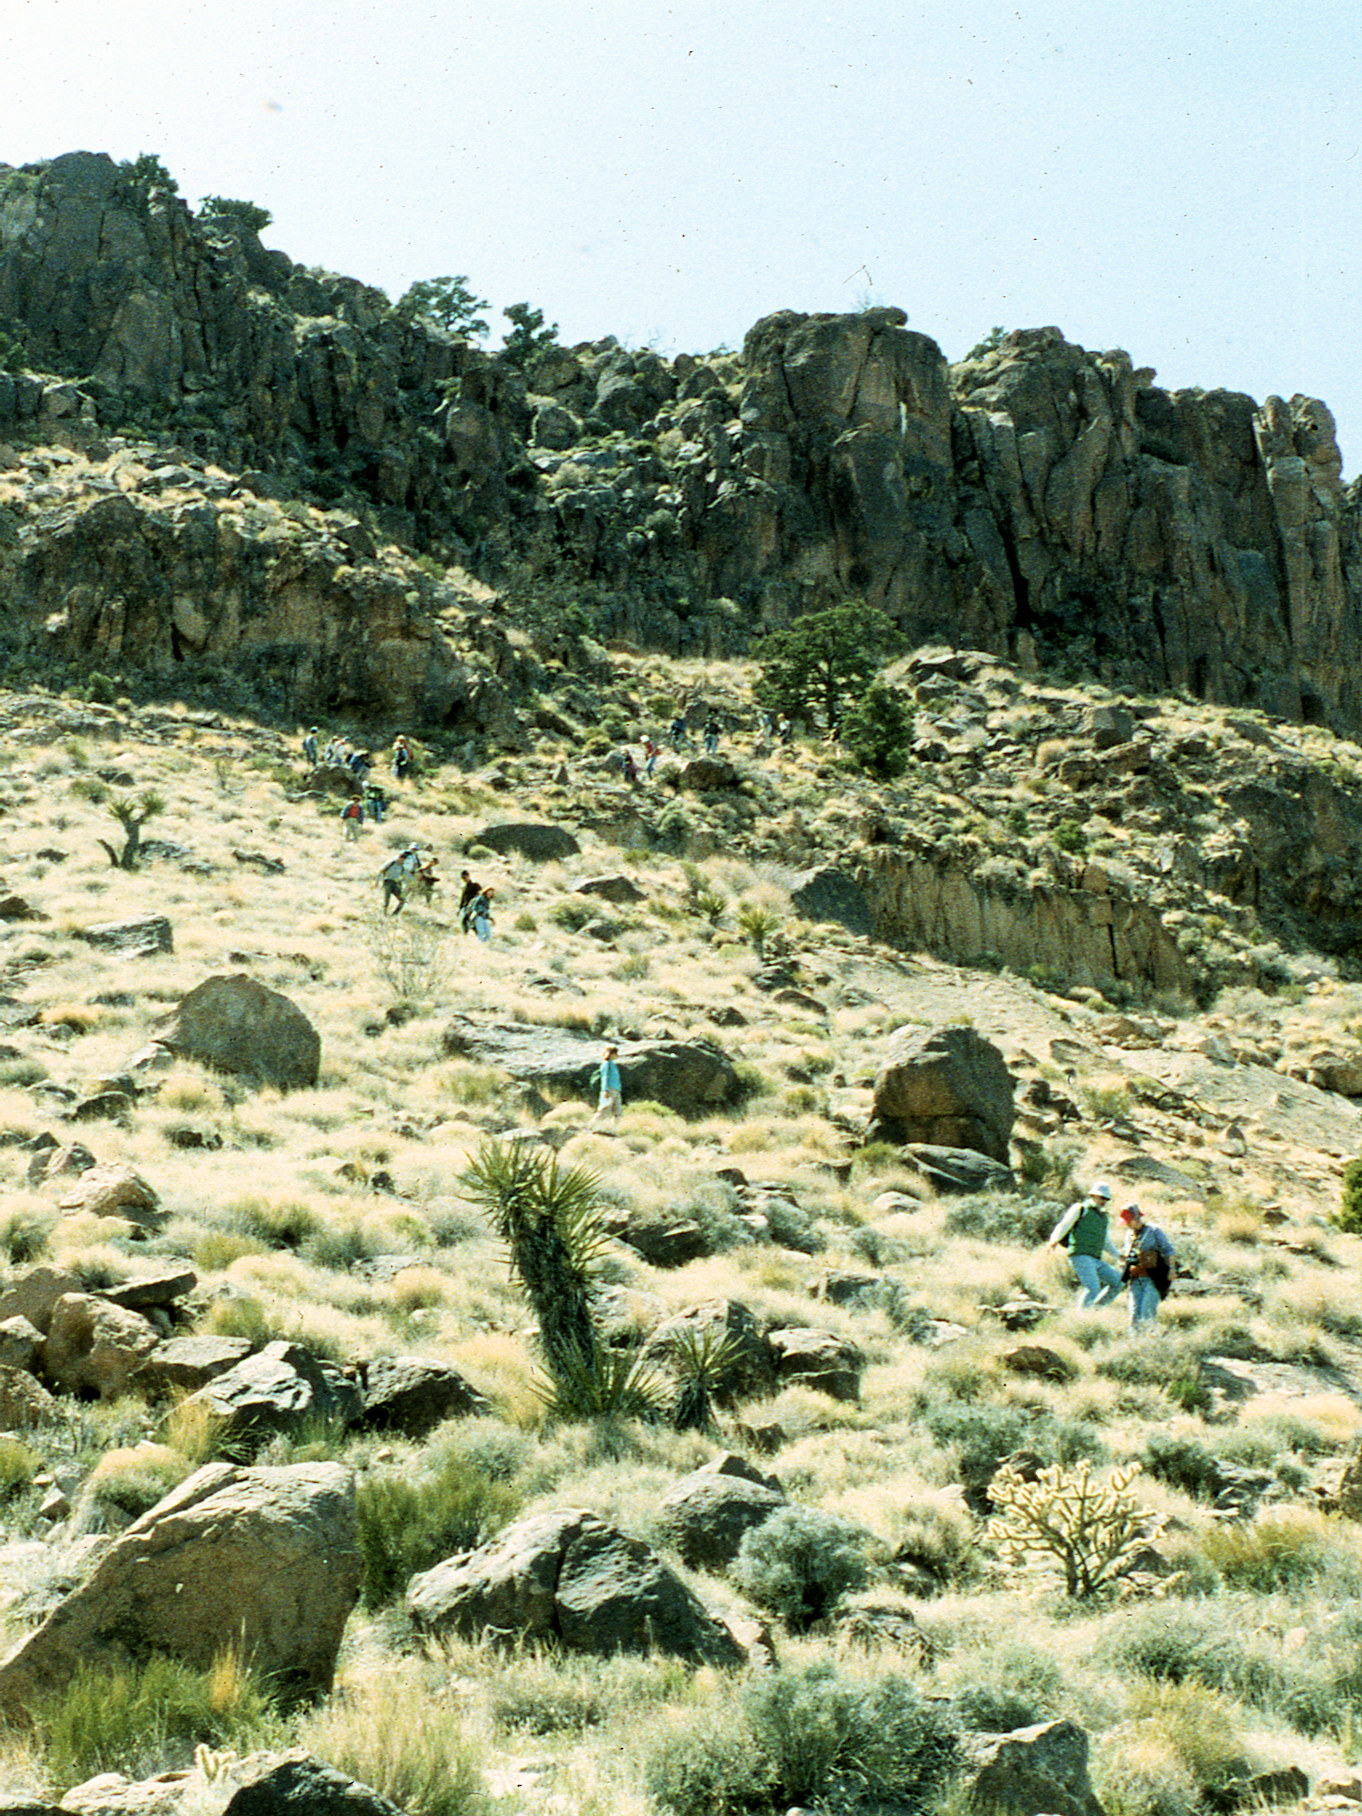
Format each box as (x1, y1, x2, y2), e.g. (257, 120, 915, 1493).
(302, 727, 319, 768)
(1046, 1180, 1122, 1308)
(621, 748, 639, 785)
(590, 1042, 622, 1127)
(703, 714, 720, 754)
(348, 748, 371, 783)
(380, 849, 416, 914)
(1119, 1203, 1177, 1332)
(363, 780, 387, 824)
(643, 737, 660, 779)
(410, 850, 439, 903)
(777, 715, 793, 746)
(393, 735, 413, 782)
(340, 793, 364, 843)
(669, 713, 688, 751)
(458, 869, 483, 933)
(469, 885, 494, 942)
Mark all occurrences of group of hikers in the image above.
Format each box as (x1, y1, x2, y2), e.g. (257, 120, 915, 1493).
(1047, 1181, 1177, 1331)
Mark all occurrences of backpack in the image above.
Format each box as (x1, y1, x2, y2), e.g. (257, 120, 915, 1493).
(341, 800, 362, 821)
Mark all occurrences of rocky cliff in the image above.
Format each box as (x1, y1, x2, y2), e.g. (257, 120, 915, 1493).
(1, 150, 1360, 736)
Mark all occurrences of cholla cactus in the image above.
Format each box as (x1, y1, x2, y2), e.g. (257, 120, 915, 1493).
(985, 1460, 1149, 1597)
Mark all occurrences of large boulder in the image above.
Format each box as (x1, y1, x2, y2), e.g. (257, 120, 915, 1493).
(658, 1460, 787, 1569)
(56, 1165, 164, 1232)
(356, 1357, 491, 1437)
(179, 1341, 362, 1445)
(956, 1719, 1106, 1816)
(766, 1327, 865, 1402)
(439, 1020, 739, 1116)
(0, 1461, 359, 1713)
(406, 1507, 744, 1666)
(155, 975, 320, 1090)
(41, 1294, 160, 1401)
(642, 1300, 776, 1402)
(468, 822, 580, 861)
(869, 1025, 1016, 1160)
(790, 866, 875, 936)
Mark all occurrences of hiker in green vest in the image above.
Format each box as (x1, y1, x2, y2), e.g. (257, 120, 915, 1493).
(1046, 1180, 1123, 1308)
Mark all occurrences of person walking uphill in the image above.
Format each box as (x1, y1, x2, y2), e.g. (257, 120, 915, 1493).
(1046, 1180, 1123, 1308)
(1119, 1203, 1176, 1332)
(590, 1043, 622, 1129)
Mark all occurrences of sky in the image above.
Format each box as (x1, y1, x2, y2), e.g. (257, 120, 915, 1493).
(5, 0, 1361, 475)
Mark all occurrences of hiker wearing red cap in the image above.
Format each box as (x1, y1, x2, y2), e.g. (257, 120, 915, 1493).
(1119, 1204, 1176, 1331)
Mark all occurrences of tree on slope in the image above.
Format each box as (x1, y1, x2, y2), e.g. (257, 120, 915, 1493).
(752, 601, 901, 728)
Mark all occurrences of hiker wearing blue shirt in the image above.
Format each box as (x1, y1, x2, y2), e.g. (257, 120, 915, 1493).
(1119, 1203, 1177, 1332)
(590, 1043, 622, 1128)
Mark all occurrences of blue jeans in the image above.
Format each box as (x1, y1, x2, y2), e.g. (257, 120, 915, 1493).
(1071, 1253, 1122, 1308)
(1129, 1276, 1161, 1330)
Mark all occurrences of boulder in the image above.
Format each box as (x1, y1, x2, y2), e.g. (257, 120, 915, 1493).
(468, 822, 580, 861)
(0, 1462, 359, 1713)
(132, 1335, 254, 1398)
(100, 1270, 196, 1314)
(407, 1508, 744, 1666)
(1086, 704, 1135, 749)
(675, 757, 738, 791)
(439, 1020, 739, 1116)
(790, 866, 876, 936)
(767, 1328, 864, 1401)
(572, 875, 646, 904)
(356, 1357, 491, 1437)
(604, 1208, 713, 1267)
(0, 1267, 82, 1335)
(904, 1144, 1017, 1194)
(657, 1469, 786, 1569)
(156, 975, 320, 1090)
(0, 1316, 42, 1371)
(642, 1299, 776, 1402)
(77, 917, 173, 957)
(41, 1294, 160, 1400)
(0, 1364, 61, 1428)
(180, 1341, 362, 1444)
(57, 1166, 164, 1231)
(956, 1719, 1106, 1816)
(869, 1026, 1016, 1160)
(214, 1751, 408, 1816)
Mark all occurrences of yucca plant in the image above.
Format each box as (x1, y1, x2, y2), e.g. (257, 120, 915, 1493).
(668, 1325, 747, 1433)
(460, 1139, 614, 1407)
(735, 901, 780, 960)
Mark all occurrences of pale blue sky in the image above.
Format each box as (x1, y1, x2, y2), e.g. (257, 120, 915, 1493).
(6, 0, 1361, 473)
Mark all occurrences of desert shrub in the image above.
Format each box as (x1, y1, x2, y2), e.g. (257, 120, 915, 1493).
(942, 1637, 1065, 1732)
(645, 1662, 957, 1816)
(1199, 1507, 1359, 1594)
(37, 1652, 278, 1792)
(489, 1651, 689, 1735)
(891, 1500, 980, 1590)
(943, 1191, 1058, 1245)
(1096, 1682, 1252, 1816)
(986, 1461, 1150, 1597)
(1142, 1429, 1221, 1498)
(298, 1671, 485, 1816)
(1338, 1157, 1362, 1233)
(732, 1505, 876, 1632)
(1096, 1602, 1248, 1689)
(227, 1195, 320, 1250)
(550, 899, 597, 933)
(355, 1456, 523, 1608)
(82, 1445, 191, 1522)
(0, 1206, 53, 1264)
(0, 1436, 39, 1499)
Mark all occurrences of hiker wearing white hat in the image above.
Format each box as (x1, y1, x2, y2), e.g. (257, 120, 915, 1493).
(1046, 1180, 1123, 1308)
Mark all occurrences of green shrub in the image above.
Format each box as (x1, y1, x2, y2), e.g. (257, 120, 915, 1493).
(944, 1638, 1065, 1731)
(37, 1653, 278, 1793)
(1338, 1157, 1362, 1232)
(646, 1662, 958, 1816)
(1142, 1430, 1220, 1498)
(0, 1436, 39, 1499)
(986, 1461, 1150, 1598)
(1053, 818, 1088, 854)
(356, 1456, 523, 1609)
(943, 1191, 1059, 1245)
(732, 1505, 875, 1632)
(1199, 1507, 1357, 1594)
(299, 1672, 486, 1816)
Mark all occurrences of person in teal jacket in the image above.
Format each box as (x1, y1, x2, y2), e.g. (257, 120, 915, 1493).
(590, 1044, 622, 1128)
(1046, 1180, 1122, 1307)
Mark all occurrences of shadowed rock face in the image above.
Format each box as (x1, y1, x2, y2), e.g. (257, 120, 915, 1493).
(0, 154, 1358, 738)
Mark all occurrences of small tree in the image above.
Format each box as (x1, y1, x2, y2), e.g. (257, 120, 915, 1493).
(752, 603, 901, 728)
(501, 302, 559, 370)
(841, 682, 914, 777)
(198, 195, 273, 236)
(733, 1505, 876, 1632)
(393, 276, 489, 340)
(122, 152, 178, 196)
(97, 791, 165, 871)
(1339, 1158, 1362, 1233)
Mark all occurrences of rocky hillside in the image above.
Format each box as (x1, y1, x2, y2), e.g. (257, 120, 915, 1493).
(1, 150, 1360, 742)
